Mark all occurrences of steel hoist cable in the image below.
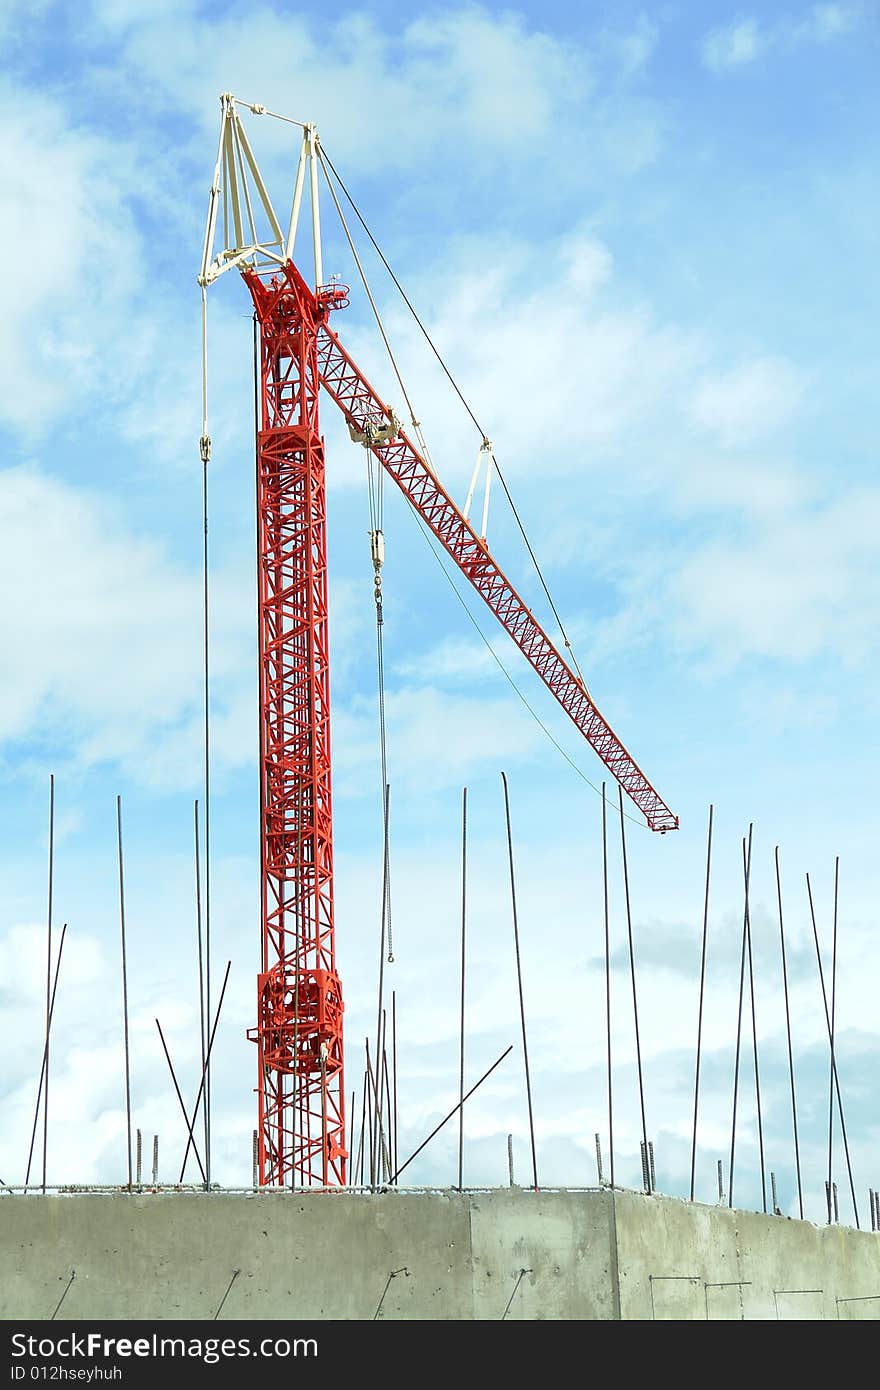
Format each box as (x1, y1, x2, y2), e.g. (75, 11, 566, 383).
(318, 145, 588, 691)
(363, 374, 394, 964)
(318, 145, 647, 832)
(405, 499, 649, 832)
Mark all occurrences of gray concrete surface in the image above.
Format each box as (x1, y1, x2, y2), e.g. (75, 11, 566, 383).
(1, 1187, 877, 1320)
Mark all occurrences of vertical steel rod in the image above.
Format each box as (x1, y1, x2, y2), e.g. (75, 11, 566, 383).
(391, 991, 399, 1184)
(618, 787, 649, 1180)
(347, 1089, 356, 1187)
(774, 846, 803, 1219)
(744, 835, 766, 1213)
(377, 1015, 389, 1183)
(648, 1139, 656, 1194)
(377, 1007, 389, 1180)
(508, 1133, 515, 1187)
(194, 800, 209, 1180)
(806, 873, 859, 1228)
(458, 786, 467, 1192)
(827, 856, 840, 1223)
(156, 1019, 207, 1184)
(152, 1135, 158, 1186)
(728, 826, 752, 1209)
(202, 435, 212, 1189)
(42, 774, 55, 1195)
(25, 922, 68, 1190)
(372, 783, 391, 1178)
(390, 1047, 513, 1184)
(320, 1053, 328, 1187)
(365, 1040, 390, 1185)
(602, 785, 614, 1188)
(136, 1130, 142, 1187)
(178, 960, 232, 1183)
(690, 804, 713, 1201)
(595, 1133, 603, 1185)
(116, 795, 133, 1190)
(501, 772, 539, 1190)
(366, 1041, 375, 1186)
(355, 1067, 367, 1186)
(378, 1045, 389, 1189)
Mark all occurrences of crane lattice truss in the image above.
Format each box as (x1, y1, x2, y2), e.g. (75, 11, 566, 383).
(247, 264, 347, 1188)
(199, 95, 677, 1189)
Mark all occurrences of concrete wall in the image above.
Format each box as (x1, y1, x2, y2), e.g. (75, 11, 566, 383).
(1, 1188, 877, 1320)
(612, 1190, 880, 1320)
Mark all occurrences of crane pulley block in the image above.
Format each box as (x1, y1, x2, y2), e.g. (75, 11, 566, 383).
(370, 528, 385, 574)
(347, 411, 401, 448)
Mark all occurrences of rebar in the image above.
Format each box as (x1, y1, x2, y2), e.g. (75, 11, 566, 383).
(178, 960, 232, 1184)
(729, 826, 753, 1209)
(390, 1046, 513, 1184)
(806, 873, 859, 1228)
(458, 786, 467, 1191)
(743, 834, 766, 1213)
(690, 804, 713, 1202)
(116, 795, 133, 1189)
(25, 922, 68, 1191)
(501, 772, 539, 1190)
(42, 774, 55, 1197)
(774, 847, 803, 1219)
(828, 857, 840, 1224)
(619, 787, 649, 1184)
(602, 785, 614, 1188)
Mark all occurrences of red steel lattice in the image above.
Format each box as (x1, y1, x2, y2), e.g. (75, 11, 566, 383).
(245, 262, 346, 1187)
(316, 320, 678, 834)
(240, 254, 676, 1191)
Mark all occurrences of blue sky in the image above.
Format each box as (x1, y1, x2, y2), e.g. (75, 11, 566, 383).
(0, 1, 877, 1220)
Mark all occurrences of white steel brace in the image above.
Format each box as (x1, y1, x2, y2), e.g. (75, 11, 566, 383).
(463, 438, 494, 542)
(198, 95, 324, 291)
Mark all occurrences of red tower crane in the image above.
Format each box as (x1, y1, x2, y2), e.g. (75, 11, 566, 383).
(199, 96, 677, 1190)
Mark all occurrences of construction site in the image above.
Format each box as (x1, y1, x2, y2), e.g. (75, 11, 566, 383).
(2, 82, 878, 1325)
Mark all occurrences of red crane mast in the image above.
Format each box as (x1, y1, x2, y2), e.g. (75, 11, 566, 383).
(199, 97, 676, 1189)
(245, 263, 347, 1188)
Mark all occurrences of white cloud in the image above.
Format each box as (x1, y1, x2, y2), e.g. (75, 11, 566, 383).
(701, 5, 863, 73)
(342, 230, 705, 495)
(702, 18, 764, 72)
(92, 6, 582, 172)
(668, 485, 880, 665)
(0, 87, 140, 434)
(0, 466, 252, 787)
(687, 357, 804, 447)
(333, 684, 541, 799)
(801, 3, 863, 40)
(394, 636, 498, 686)
(612, 14, 660, 78)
